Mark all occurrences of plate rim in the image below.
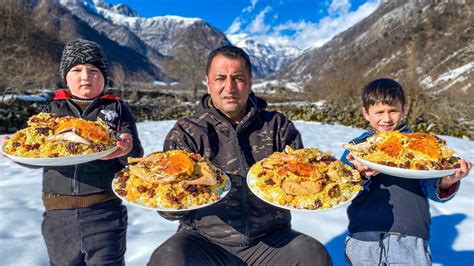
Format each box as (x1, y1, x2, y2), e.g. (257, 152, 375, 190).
(351, 153, 458, 179)
(112, 171, 232, 212)
(1, 145, 119, 166)
(246, 170, 359, 213)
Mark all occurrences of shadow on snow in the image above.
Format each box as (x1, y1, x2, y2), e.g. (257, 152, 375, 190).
(324, 213, 472, 266)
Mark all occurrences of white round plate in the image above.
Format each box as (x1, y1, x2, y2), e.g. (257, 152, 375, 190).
(112, 172, 232, 212)
(1, 146, 119, 166)
(247, 172, 359, 213)
(351, 154, 458, 179)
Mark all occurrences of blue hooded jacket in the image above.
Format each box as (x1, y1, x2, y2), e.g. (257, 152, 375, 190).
(340, 126, 457, 240)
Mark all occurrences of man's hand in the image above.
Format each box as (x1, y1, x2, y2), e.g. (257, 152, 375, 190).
(439, 159, 472, 190)
(346, 153, 379, 177)
(100, 133, 133, 160)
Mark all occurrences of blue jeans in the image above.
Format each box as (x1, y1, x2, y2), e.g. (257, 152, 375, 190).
(41, 199, 127, 265)
(345, 232, 431, 266)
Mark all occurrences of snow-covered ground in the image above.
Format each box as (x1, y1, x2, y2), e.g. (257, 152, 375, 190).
(1, 121, 473, 266)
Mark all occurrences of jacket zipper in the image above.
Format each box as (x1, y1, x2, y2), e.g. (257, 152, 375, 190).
(234, 133, 249, 246)
(67, 99, 97, 195)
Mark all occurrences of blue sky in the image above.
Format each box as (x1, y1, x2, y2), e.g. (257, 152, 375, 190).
(105, 0, 380, 49)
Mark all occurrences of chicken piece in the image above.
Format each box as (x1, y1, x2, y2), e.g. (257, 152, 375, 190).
(129, 164, 179, 184)
(128, 150, 198, 184)
(342, 136, 382, 154)
(181, 163, 218, 187)
(281, 179, 324, 196)
(261, 153, 297, 169)
(47, 128, 91, 145)
(128, 153, 165, 164)
(55, 118, 111, 144)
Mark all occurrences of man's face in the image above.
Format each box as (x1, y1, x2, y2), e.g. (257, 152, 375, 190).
(362, 102, 405, 133)
(66, 63, 104, 99)
(206, 54, 252, 123)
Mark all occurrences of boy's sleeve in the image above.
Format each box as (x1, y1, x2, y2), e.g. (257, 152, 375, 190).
(340, 149, 353, 167)
(117, 103, 144, 165)
(340, 141, 372, 190)
(420, 178, 460, 202)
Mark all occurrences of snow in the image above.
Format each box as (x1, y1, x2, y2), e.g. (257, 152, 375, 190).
(95, 6, 200, 30)
(421, 62, 474, 90)
(252, 80, 304, 92)
(0, 93, 51, 102)
(268, 100, 327, 108)
(1, 121, 473, 266)
(152, 81, 180, 87)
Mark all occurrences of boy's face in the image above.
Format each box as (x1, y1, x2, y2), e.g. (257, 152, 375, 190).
(66, 63, 105, 99)
(362, 102, 405, 133)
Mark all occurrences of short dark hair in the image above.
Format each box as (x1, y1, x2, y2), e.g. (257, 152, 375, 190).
(362, 78, 406, 110)
(206, 45, 252, 77)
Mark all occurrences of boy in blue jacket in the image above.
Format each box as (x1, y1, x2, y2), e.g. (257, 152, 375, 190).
(341, 78, 471, 265)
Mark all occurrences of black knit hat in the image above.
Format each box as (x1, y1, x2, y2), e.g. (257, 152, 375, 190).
(60, 39, 109, 87)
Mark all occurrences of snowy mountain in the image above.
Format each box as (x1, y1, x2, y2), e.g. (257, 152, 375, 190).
(228, 34, 301, 79)
(58, 0, 301, 81)
(278, 1, 473, 94)
(93, 0, 139, 17)
(95, 8, 224, 57)
(59, 0, 230, 83)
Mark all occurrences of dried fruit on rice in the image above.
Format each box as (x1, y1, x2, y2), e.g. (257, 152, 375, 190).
(343, 131, 461, 170)
(2, 112, 116, 158)
(113, 150, 229, 210)
(248, 146, 362, 210)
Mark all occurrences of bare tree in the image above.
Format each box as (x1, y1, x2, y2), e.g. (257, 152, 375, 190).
(0, 0, 58, 100)
(111, 63, 126, 98)
(163, 47, 206, 102)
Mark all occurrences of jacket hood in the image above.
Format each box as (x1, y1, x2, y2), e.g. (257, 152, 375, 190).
(53, 89, 120, 101)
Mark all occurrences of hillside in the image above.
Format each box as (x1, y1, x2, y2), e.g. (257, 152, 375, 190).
(278, 1, 473, 98)
(0, 0, 160, 92)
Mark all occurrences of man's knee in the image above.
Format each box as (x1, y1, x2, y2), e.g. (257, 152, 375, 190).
(291, 235, 332, 265)
(147, 230, 205, 266)
(148, 236, 187, 265)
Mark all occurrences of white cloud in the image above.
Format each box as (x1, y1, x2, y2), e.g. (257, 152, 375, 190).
(227, 17, 242, 35)
(228, 0, 380, 50)
(248, 6, 271, 34)
(243, 0, 259, 13)
(329, 0, 351, 14)
(226, 0, 259, 34)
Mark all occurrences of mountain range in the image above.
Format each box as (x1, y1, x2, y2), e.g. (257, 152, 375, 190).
(1, 0, 472, 97)
(58, 0, 301, 81)
(276, 0, 473, 96)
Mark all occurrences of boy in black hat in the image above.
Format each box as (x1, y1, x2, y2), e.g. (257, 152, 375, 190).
(6, 39, 143, 265)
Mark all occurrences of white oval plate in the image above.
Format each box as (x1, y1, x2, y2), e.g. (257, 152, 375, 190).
(351, 154, 458, 179)
(1, 146, 119, 166)
(112, 172, 232, 212)
(247, 172, 359, 213)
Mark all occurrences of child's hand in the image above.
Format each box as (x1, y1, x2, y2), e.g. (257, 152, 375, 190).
(1, 136, 11, 157)
(346, 153, 379, 177)
(439, 159, 472, 190)
(100, 133, 133, 160)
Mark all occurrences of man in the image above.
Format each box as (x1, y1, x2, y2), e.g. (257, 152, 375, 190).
(148, 46, 331, 265)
